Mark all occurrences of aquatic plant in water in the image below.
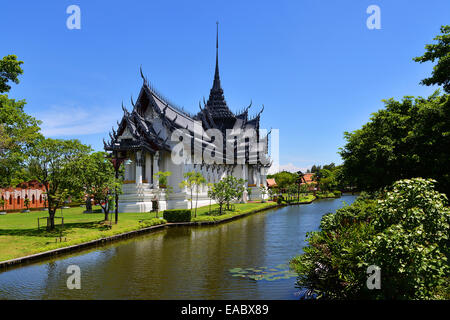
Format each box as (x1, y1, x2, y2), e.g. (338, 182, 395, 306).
(229, 264, 297, 281)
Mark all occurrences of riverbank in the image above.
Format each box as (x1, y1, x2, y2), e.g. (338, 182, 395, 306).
(0, 195, 317, 268)
(0, 198, 311, 267)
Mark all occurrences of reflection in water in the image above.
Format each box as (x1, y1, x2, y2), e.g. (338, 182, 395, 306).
(0, 195, 356, 299)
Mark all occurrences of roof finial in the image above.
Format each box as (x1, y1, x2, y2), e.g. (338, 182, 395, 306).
(213, 21, 221, 90)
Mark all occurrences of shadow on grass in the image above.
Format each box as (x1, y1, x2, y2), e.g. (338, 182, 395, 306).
(0, 220, 110, 238)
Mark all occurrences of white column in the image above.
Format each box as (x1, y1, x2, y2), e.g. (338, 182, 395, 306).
(243, 164, 248, 187)
(256, 166, 261, 187)
(153, 151, 160, 188)
(135, 151, 143, 184)
(145, 153, 152, 183)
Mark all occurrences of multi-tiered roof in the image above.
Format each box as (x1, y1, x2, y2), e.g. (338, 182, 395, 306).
(104, 24, 270, 166)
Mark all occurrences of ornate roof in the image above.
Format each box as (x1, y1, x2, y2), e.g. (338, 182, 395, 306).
(104, 24, 270, 167)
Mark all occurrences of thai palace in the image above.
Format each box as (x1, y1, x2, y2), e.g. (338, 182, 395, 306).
(104, 25, 272, 212)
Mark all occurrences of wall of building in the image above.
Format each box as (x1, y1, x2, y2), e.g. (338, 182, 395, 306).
(0, 181, 47, 211)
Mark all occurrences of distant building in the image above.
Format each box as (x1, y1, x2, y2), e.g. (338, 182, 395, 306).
(0, 180, 47, 211)
(301, 173, 317, 191)
(266, 178, 277, 189)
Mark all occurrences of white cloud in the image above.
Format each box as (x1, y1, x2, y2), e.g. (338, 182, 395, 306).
(38, 104, 121, 137)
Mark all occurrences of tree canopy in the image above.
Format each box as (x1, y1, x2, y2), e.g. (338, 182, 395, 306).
(0, 55, 42, 188)
(340, 93, 450, 195)
(0, 55, 23, 94)
(29, 138, 92, 229)
(414, 25, 450, 93)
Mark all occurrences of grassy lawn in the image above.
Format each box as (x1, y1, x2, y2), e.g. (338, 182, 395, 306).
(0, 206, 165, 262)
(0, 201, 280, 262)
(279, 194, 316, 203)
(190, 201, 279, 222)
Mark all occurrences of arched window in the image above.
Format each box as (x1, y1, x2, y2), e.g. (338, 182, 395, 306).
(40, 195, 43, 203)
(17, 196, 20, 205)
(9, 195, 12, 205)
(32, 194, 35, 204)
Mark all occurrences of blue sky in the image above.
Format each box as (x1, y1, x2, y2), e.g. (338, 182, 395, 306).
(1, 0, 449, 172)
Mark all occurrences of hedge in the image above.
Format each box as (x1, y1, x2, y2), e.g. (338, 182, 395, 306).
(163, 209, 192, 222)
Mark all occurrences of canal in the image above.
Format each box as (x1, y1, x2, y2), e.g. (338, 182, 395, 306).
(0, 195, 357, 299)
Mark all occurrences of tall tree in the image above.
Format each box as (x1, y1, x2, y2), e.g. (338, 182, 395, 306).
(0, 55, 23, 93)
(414, 25, 450, 93)
(340, 93, 450, 195)
(78, 151, 122, 221)
(0, 55, 42, 187)
(29, 138, 91, 230)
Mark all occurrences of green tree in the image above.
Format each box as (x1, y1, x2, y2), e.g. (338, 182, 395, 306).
(246, 187, 252, 201)
(414, 25, 450, 93)
(29, 138, 91, 230)
(267, 171, 296, 191)
(78, 152, 122, 221)
(23, 197, 30, 212)
(179, 171, 196, 212)
(209, 176, 245, 214)
(0, 55, 23, 93)
(192, 172, 206, 217)
(340, 93, 450, 196)
(0, 90, 42, 188)
(291, 178, 450, 299)
(154, 171, 171, 188)
(154, 171, 172, 217)
(179, 171, 206, 217)
(259, 185, 268, 202)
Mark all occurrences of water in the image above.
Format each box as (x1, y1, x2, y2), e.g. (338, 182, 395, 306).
(0, 195, 357, 299)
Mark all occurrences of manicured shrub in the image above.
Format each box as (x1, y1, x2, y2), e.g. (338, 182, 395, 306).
(277, 197, 283, 205)
(163, 209, 191, 222)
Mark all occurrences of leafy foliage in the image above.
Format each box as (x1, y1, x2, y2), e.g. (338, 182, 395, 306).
(179, 171, 206, 217)
(290, 178, 450, 299)
(163, 209, 191, 222)
(209, 176, 245, 214)
(267, 171, 296, 190)
(340, 93, 450, 196)
(229, 264, 297, 281)
(77, 152, 122, 220)
(0, 55, 23, 94)
(414, 25, 450, 93)
(0, 87, 42, 188)
(28, 138, 92, 229)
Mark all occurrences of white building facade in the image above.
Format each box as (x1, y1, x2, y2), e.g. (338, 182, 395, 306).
(105, 29, 272, 213)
